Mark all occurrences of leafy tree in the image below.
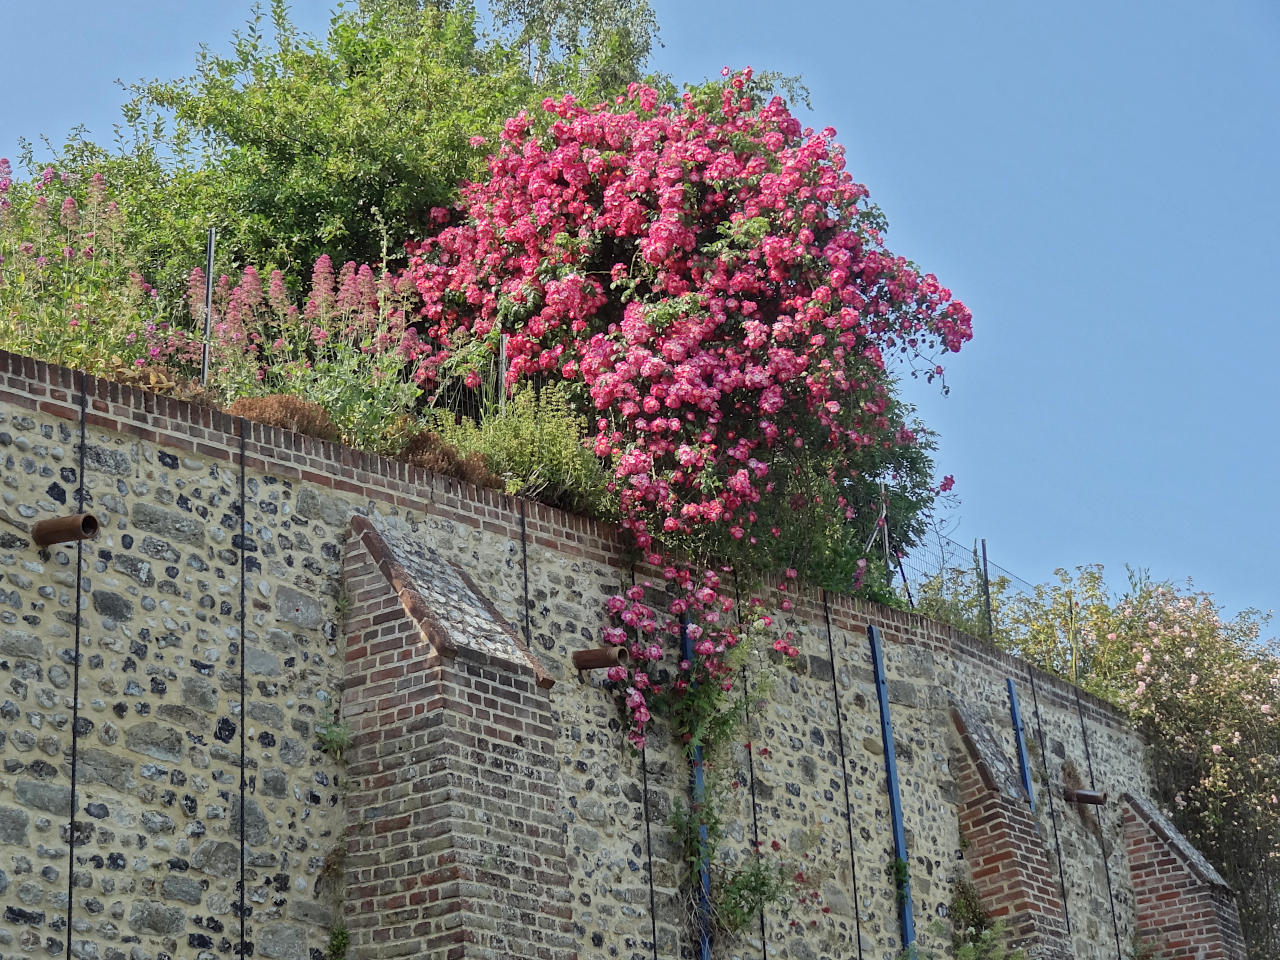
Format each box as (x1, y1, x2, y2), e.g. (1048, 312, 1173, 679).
(117, 1, 534, 298)
(26, 0, 661, 306)
(490, 0, 660, 91)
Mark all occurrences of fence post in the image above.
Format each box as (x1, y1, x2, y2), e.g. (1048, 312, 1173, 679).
(980, 538, 994, 639)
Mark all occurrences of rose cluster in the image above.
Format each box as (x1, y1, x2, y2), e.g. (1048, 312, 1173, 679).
(405, 74, 971, 745)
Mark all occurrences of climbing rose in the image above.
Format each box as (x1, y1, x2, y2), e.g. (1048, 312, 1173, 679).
(405, 74, 971, 745)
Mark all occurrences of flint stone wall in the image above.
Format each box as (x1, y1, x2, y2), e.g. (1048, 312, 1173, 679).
(0, 352, 1236, 960)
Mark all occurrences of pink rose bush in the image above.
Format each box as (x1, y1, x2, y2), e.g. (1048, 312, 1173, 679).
(405, 73, 971, 746)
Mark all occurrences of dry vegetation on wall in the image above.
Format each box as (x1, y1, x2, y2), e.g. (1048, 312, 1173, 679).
(226, 394, 341, 444)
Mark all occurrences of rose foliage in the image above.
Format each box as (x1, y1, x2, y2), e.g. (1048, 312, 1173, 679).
(404, 74, 972, 745)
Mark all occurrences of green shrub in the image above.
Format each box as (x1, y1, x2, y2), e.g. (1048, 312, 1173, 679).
(429, 383, 612, 517)
(327, 922, 350, 960)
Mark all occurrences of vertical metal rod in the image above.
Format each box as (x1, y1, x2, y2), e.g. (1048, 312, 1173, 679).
(641, 745, 659, 960)
(895, 552, 914, 609)
(741, 664, 768, 957)
(825, 593, 865, 960)
(1027, 665, 1072, 937)
(681, 617, 712, 960)
(201, 227, 216, 385)
(1067, 601, 1122, 959)
(733, 574, 768, 956)
(879, 483, 892, 586)
(867, 624, 915, 949)
(1006, 679, 1036, 815)
(518, 501, 532, 646)
(237, 419, 248, 954)
(980, 538, 994, 639)
(64, 373, 88, 960)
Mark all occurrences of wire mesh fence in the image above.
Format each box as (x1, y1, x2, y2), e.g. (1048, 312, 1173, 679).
(888, 528, 1040, 640)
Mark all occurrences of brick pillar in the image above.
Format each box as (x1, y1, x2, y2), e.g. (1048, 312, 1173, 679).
(1122, 793, 1245, 960)
(340, 516, 574, 960)
(953, 708, 1071, 960)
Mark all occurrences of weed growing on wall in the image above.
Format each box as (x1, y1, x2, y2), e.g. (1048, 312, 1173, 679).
(428, 382, 613, 516)
(317, 720, 354, 763)
(326, 923, 350, 960)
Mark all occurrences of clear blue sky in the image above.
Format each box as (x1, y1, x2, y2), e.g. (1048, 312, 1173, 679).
(2, 1, 1277, 617)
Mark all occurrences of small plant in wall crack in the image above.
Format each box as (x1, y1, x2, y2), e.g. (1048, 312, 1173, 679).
(326, 922, 350, 960)
(317, 719, 353, 762)
(898, 922, 1028, 960)
(893, 856, 912, 908)
(896, 881, 1028, 960)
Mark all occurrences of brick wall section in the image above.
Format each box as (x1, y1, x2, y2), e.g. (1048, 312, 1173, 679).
(1123, 796, 1246, 960)
(340, 521, 574, 960)
(953, 734, 1070, 959)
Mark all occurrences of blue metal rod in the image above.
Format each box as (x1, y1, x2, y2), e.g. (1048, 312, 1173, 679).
(681, 618, 712, 960)
(1007, 678, 1036, 814)
(867, 625, 915, 949)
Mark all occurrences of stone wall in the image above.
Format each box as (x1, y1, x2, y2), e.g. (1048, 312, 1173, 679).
(0, 352, 1242, 960)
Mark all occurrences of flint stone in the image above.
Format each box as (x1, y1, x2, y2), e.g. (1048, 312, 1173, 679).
(260, 769, 287, 799)
(275, 586, 322, 630)
(156, 704, 203, 728)
(0, 629, 41, 660)
(231, 798, 269, 846)
(257, 922, 307, 959)
(124, 722, 183, 763)
(160, 874, 202, 904)
(75, 748, 136, 792)
(141, 811, 174, 834)
(287, 898, 333, 925)
(245, 647, 280, 677)
(140, 536, 180, 562)
(247, 701, 283, 729)
(132, 503, 204, 547)
(92, 591, 133, 622)
(15, 780, 71, 816)
(0, 805, 29, 844)
(79, 444, 131, 475)
(294, 488, 347, 527)
(279, 738, 306, 766)
(181, 675, 218, 713)
(112, 555, 154, 587)
(887, 679, 919, 708)
(127, 901, 185, 936)
(191, 840, 239, 878)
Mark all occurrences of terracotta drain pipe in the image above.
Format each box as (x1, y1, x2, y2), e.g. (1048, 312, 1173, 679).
(32, 513, 99, 548)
